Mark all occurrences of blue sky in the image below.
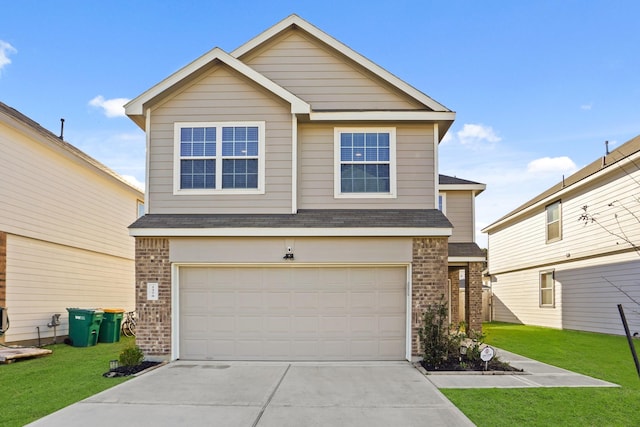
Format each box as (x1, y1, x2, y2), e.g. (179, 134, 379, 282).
(1, 1, 639, 246)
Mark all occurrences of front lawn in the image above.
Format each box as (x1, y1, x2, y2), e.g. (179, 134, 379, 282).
(442, 322, 640, 426)
(0, 337, 134, 427)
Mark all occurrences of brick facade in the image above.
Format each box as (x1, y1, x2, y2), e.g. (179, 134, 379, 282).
(466, 261, 483, 333)
(411, 237, 448, 357)
(135, 237, 171, 358)
(448, 268, 460, 325)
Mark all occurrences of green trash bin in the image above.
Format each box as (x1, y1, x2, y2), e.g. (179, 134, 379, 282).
(66, 308, 104, 347)
(98, 308, 125, 343)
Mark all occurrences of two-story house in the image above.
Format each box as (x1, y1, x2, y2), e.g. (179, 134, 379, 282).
(126, 15, 485, 361)
(483, 135, 640, 336)
(0, 102, 143, 346)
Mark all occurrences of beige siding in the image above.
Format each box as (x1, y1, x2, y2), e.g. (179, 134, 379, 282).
(445, 191, 474, 243)
(4, 234, 135, 343)
(298, 123, 435, 209)
(488, 167, 640, 274)
(492, 251, 640, 335)
(0, 122, 140, 258)
(491, 269, 562, 329)
(149, 64, 293, 214)
(242, 29, 425, 111)
(170, 236, 413, 264)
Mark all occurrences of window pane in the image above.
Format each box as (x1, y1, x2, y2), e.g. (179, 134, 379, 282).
(247, 141, 258, 156)
(341, 147, 352, 161)
(547, 203, 559, 222)
(378, 133, 389, 147)
(366, 133, 378, 147)
(222, 159, 258, 189)
(181, 142, 191, 156)
(548, 222, 560, 240)
(180, 159, 215, 189)
(541, 289, 553, 305)
(365, 148, 378, 161)
(378, 147, 389, 161)
(341, 133, 352, 147)
(353, 133, 365, 147)
(180, 128, 192, 142)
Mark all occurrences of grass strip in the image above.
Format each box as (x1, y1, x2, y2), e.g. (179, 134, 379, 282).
(441, 322, 640, 426)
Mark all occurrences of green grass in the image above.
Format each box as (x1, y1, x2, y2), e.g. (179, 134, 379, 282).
(442, 322, 640, 427)
(0, 337, 135, 427)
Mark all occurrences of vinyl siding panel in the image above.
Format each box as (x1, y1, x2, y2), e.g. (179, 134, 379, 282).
(445, 191, 474, 243)
(148, 64, 293, 214)
(4, 234, 135, 343)
(0, 122, 140, 258)
(492, 251, 640, 335)
(298, 123, 435, 209)
(242, 29, 425, 111)
(491, 269, 563, 329)
(488, 166, 640, 274)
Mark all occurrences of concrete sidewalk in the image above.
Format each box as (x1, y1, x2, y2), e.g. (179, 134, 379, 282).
(423, 347, 619, 389)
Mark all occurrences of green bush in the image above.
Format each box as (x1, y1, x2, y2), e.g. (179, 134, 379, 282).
(418, 295, 462, 369)
(119, 345, 144, 366)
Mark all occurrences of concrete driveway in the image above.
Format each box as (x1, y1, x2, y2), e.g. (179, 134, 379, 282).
(29, 361, 473, 427)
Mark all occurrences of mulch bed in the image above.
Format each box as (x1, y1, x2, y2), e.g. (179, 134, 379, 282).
(103, 361, 162, 377)
(421, 358, 523, 372)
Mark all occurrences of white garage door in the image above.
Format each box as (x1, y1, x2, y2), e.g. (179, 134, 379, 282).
(179, 266, 406, 361)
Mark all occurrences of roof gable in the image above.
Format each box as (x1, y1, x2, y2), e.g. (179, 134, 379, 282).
(232, 14, 451, 113)
(125, 47, 310, 129)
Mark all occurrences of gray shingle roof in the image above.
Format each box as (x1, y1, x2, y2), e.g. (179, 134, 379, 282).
(129, 209, 452, 229)
(439, 174, 484, 185)
(448, 242, 485, 258)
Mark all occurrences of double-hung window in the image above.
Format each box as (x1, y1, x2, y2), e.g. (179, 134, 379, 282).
(540, 270, 555, 307)
(334, 128, 396, 198)
(546, 200, 562, 242)
(174, 122, 265, 194)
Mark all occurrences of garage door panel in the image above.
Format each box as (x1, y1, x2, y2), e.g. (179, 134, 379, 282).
(179, 266, 406, 361)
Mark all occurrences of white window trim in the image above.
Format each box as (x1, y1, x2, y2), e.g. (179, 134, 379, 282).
(438, 192, 447, 215)
(545, 200, 562, 243)
(539, 270, 555, 308)
(173, 121, 266, 195)
(333, 127, 397, 199)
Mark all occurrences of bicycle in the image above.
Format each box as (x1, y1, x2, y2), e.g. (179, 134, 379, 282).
(121, 311, 137, 337)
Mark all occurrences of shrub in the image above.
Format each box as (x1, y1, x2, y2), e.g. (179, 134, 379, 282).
(418, 295, 462, 369)
(119, 345, 144, 367)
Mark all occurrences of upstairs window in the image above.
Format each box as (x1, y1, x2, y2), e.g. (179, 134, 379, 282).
(334, 128, 396, 198)
(546, 201, 562, 242)
(174, 122, 265, 195)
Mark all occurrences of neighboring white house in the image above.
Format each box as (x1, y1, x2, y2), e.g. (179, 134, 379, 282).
(0, 102, 144, 345)
(483, 135, 640, 336)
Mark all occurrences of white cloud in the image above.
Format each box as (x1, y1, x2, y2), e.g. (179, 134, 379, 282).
(88, 95, 130, 118)
(440, 131, 453, 145)
(121, 174, 145, 191)
(527, 156, 577, 175)
(580, 103, 593, 110)
(0, 40, 17, 73)
(457, 123, 501, 147)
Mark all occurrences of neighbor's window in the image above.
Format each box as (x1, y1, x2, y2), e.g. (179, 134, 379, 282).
(334, 128, 396, 198)
(174, 122, 265, 194)
(137, 200, 145, 218)
(546, 200, 562, 242)
(438, 192, 447, 214)
(540, 271, 555, 307)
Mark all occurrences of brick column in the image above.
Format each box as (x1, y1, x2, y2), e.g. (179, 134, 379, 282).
(411, 237, 448, 357)
(0, 232, 6, 344)
(135, 237, 171, 358)
(465, 261, 484, 334)
(448, 268, 460, 326)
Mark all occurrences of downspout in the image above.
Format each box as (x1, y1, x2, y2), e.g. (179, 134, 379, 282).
(291, 114, 298, 214)
(433, 123, 440, 208)
(144, 108, 151, 214)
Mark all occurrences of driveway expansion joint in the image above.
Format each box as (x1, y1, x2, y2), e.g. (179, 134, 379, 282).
(252, 363, 291, 427)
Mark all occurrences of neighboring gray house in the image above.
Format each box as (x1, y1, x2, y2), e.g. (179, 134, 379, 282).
(126, 15, 485, 361)
(0, 102, 144, 345)
(483, 135, 640, 336)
